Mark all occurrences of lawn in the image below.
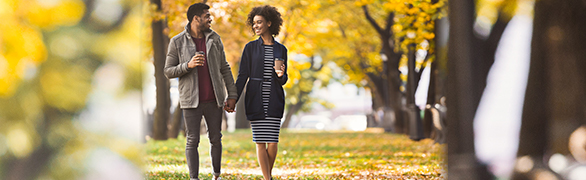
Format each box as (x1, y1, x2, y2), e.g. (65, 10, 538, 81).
(145, 129, 446, 179)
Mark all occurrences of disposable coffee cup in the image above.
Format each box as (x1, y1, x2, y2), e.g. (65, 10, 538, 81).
(274, 58, 284, 73)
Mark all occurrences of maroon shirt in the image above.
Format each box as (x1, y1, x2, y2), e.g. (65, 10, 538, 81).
(193, 37, 215, 103)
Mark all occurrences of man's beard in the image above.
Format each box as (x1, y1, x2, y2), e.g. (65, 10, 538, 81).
(198, 21, 211, 32)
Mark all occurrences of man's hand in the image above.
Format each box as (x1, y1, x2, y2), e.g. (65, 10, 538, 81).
(224, 98, 236, 113)
(187, 54, 205, 68)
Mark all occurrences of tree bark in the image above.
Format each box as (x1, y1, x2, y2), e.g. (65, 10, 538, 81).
(446, 0, 492, 179)
(406, 45, 424, 140)
(168, 104, 182, 138)
(513, 0, 586, 179)
(423, 60, 436, 139)
(362, 5, 405, 134)
(434, 14, 449, 108)
(5, 106, 58, 180)
(369, 84, 384, 127)
(427, 1, 449, 143)
(282, 56, 320, 129)
(151, 0, 170, 140)
(283, 100, 303, 129)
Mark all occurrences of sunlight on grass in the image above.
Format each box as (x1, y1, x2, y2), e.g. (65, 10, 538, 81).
(145, 129, 446, 179)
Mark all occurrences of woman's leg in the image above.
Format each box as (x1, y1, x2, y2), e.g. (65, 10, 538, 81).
(256, 143, 271, 180)
(267, 143, 278, 173)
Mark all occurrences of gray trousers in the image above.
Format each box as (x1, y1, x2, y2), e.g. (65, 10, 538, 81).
(183, 101, 222, 179)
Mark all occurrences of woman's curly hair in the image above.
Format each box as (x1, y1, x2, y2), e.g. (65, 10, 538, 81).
(247, 5, 283, 36)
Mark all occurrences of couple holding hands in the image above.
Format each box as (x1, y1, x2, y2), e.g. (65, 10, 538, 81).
(163, 3, 287, 180)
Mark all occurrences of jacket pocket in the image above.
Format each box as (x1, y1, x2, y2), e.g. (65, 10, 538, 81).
(269, 83, 285, 118)
(245, 80, 264, 119)
(178, 76, 191, 104)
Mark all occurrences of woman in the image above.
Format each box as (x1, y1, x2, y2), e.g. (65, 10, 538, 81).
(234, 5, 287, 180)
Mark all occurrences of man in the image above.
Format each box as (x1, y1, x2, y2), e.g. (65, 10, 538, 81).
(164, 3, 237, 180)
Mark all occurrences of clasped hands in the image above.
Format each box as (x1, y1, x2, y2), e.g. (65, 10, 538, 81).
(224, 98, 236, 113)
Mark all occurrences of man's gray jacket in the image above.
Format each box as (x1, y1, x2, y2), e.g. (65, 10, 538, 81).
(164, 26, 237, 109)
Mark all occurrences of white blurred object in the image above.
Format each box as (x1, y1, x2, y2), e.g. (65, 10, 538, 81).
(84, 148, 143, 180)
(79, 63, 144, 142)
(566, 165, 586, 180)
(333, 115, 367, 131)
(474, 15, 533, 178)
(549, 153, 568, 173)
(295, 115, 331, 130)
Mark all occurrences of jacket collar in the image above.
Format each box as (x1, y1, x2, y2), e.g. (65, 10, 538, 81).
(257, 36, 279, 46)
(185, 24, 215, 40)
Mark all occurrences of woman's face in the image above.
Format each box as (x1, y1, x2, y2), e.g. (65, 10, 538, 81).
(253, 15, 271, 36)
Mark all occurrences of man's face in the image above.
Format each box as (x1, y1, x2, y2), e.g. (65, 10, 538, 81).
(195, 9, 212, 32)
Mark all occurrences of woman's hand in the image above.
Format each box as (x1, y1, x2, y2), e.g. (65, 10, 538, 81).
(276, 64, 285, 77)
(224, 99, 236, 113)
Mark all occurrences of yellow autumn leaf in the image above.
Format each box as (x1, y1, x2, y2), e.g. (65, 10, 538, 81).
(26, 0, 85, 30)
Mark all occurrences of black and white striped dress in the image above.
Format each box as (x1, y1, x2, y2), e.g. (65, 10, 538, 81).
(250, 45, 282, 143)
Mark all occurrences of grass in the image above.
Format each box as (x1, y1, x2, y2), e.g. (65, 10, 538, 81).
(145, 129, 446, 179)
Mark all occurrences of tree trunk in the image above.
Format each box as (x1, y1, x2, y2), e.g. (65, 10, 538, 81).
(446, 0, 492, 179)
(513, 0, 586, 179)
(383, 46, 406, 134)
(362, 6, 405, 134)
(367, 73, 398, 132)
(426, 13, 449, 143)
(5, 106, 58, 180)
(366, 72, 396, 132)
(368, 85, 384, 127)
(168, 104, 182, 139)
(406, 45, 424, 140)
(434, 18, 448, 104)
(282, 93, 305, 129)
(151, 0, 170, 140)
(423, 60, 436, 139)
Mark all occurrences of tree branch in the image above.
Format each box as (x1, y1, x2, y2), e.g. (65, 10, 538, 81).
(384, 12, 394, 33)
(338, 24, 347, 38)
(309, 55, 324, 71)
(414, 52, 431, 91)
(362, 5, 384, 35)
(80, 0, 132, 33)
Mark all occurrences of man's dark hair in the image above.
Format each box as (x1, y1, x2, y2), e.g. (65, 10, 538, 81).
(187, 3, 210, 23)
(247, 5, 283, 36)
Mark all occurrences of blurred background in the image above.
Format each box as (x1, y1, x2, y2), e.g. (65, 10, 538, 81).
(0, 0, 145, 179)
(2, 0, 586, 179)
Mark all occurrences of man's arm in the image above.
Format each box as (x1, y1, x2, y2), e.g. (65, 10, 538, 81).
(164, 38, 192, 78)
(218, 38, 237, 100)
(218, 38, 237, 112)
